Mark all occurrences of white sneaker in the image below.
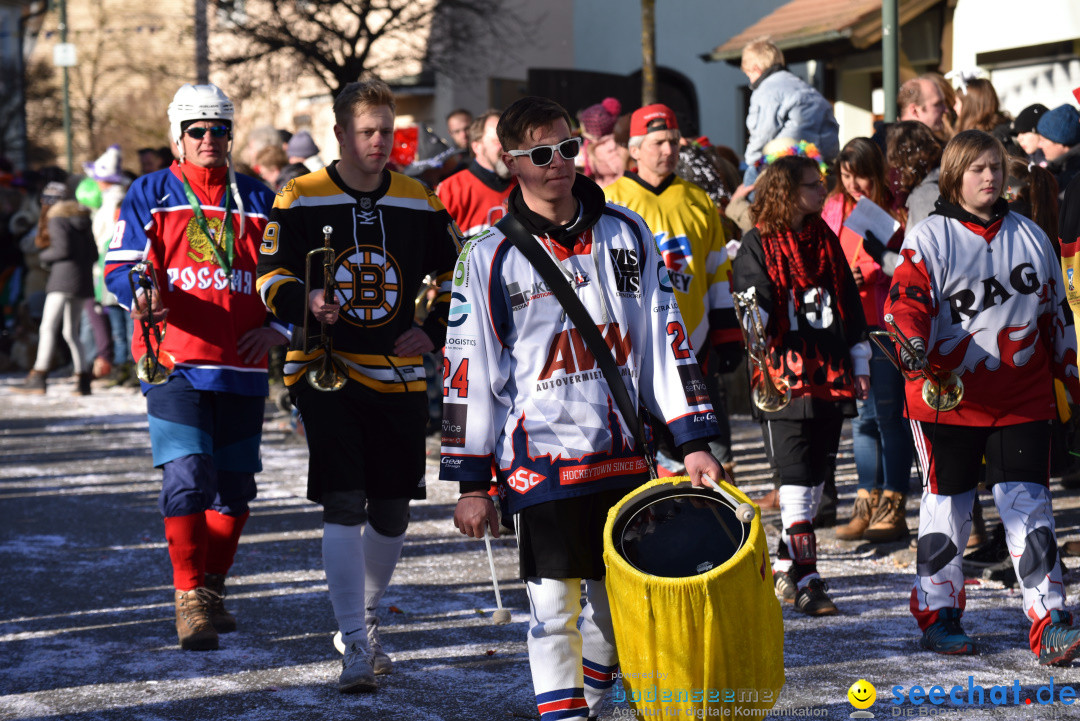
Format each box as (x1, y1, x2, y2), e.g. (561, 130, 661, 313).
(334, 622, 392, 675)
(338, 639, 377, 693)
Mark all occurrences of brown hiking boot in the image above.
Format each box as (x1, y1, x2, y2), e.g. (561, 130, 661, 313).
(835, 488, 880, 541)
(12, 370, 46, 395)
(755, 488, 780, 510)
(863, 491, 909, 542)
(174, 588, 219, 650)
(203, 573, 236, 633)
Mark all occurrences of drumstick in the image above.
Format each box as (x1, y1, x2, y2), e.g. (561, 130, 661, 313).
(483, 530, 512, 624)
(702, 472, 757, 524)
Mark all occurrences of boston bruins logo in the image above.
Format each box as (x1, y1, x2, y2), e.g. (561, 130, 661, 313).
(334, 245, 402, 327)
(185, 216, 224, 263)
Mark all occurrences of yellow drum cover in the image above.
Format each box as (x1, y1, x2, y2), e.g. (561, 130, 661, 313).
(603, 477, 784, 716)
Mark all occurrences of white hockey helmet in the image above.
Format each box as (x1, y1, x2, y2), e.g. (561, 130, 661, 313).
(168, 83, 235, 160)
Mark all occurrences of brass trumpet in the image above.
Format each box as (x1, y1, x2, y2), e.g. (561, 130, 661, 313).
(870, 313, 963, 412)
(127, 262, 174, 385)
(732, 288, 791, 412)
(303, 225, 347, 391)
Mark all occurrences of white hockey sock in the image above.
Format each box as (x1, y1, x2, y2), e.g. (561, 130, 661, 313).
(778, 484, 820, 586)
(993, 481, 1065, 621)
(526, 577, 589, 721)
(322, 522, 366, 638)
(581, 578, 618, 715)
(911, 488, 974, 627)
(363, 525, 406, 621)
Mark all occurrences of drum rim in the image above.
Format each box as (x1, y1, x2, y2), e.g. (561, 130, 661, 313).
(603, 477, 760, 583)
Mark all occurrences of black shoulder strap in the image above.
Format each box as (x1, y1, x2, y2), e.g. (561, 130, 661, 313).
(496, 213, 651, 457)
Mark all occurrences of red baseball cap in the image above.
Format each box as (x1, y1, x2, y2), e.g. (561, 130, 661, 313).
(630, 104, 678, 138)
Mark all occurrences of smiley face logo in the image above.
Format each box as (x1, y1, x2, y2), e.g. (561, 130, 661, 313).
(848, 679, 876, 709)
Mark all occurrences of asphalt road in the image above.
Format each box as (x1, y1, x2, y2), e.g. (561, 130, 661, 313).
(2, 374, 1080, 721)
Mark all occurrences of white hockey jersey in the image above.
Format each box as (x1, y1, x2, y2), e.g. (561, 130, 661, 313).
(886, 200, 1080, 426)
(439, 180, 719, 514)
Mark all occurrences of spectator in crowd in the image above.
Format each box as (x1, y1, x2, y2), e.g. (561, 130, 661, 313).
(887, 120, 944, 228)
(255, 144, 290, 190)
(823, 137, 912, 543)
(435, 110, 516, 237)
(445, 108, 473, 151)
(84, 145, 131, 382)
(578, 97, 628, 188)
(1011, 103, 1050, 163)
(898, 75, 947, 136)
(953, 78, 1016, 153)
(1037, 104, 1080, 198)
(286, 130, 326, 172)
(14, 180, 97, 396)
(739, 37, 840, 187)
(138, 147, 172, 176)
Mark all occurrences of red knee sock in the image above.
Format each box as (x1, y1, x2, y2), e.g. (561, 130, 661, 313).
(163, 514, 208, 591)
(204, 509, 250, 576)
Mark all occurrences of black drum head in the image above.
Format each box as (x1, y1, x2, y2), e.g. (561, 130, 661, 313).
(612, 483, 749, 578)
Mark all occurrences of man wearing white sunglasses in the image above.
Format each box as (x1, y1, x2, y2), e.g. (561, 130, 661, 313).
(442, 96, 724, 720)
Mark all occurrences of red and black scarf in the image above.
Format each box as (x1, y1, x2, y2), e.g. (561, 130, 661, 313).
(758, 214, 851, 335)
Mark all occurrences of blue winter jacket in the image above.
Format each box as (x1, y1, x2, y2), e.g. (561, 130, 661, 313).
(744, 66, 840, 172)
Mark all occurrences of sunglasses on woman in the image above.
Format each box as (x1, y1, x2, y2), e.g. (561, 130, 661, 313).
(184, 125, 231, 140)
(507, 137, 582, 167)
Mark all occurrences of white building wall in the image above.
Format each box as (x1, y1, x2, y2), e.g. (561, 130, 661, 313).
(953, 0, 1080, 112)
(571, 0, 789, 153)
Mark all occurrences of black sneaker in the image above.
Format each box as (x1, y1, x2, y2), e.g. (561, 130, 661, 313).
(794, 578, 838, 616)
(1039, 610, 1080, 666)
(773, 570, 796, 604)
(980, 558, 1017, 587)
(962, 523, 1008, 572)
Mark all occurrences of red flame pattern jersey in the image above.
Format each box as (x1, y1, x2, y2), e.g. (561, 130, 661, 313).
(886, 205, 1079, 426)
(103, 162, 279, 396)
(731, 227, 869, 419)
(438, 181, 719, 514)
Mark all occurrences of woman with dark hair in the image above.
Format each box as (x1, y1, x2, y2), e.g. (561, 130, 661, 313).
(822, 138, 913, 543)
(732, 154, 870, 616)
(1006, 155, 1059, 245)
(14, 181, 97, 395)
(887, 120, 944, 228)
(887, 129, 1080, 664)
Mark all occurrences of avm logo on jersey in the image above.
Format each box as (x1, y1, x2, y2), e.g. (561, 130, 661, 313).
(537, 323, 633, 380)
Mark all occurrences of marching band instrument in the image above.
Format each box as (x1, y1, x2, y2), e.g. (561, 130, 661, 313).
(870, 313, 963, 412)
(127, 262, 174, 385)
(604, 478, 784, 716)
(303, 225, 348, 391)
(732, 288, 791, 412)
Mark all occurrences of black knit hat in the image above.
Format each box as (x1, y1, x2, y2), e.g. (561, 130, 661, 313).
(1011, 104, 1049, 135)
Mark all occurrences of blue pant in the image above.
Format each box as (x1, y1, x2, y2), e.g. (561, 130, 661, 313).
(146, 374, 263, 517)
(105, 304, 133, 365)
(852, 343, 914, 494)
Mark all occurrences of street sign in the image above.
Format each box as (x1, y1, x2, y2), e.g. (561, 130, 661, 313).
(53, 43, 77, 67)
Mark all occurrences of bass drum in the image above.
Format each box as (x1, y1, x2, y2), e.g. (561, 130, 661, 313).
(603, 477, 784, 715)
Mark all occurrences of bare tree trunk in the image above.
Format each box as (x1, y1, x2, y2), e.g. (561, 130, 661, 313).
(641, 0, 656, 105)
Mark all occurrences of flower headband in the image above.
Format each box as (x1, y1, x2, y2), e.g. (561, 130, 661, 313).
(754, 140, 828, 174)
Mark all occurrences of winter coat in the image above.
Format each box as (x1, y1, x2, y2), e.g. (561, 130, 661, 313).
(38, 200, 97, 298)
(744, 65, 840, 168)
(1047, 143, 1080, 202)
(905, 167, 941, 230)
